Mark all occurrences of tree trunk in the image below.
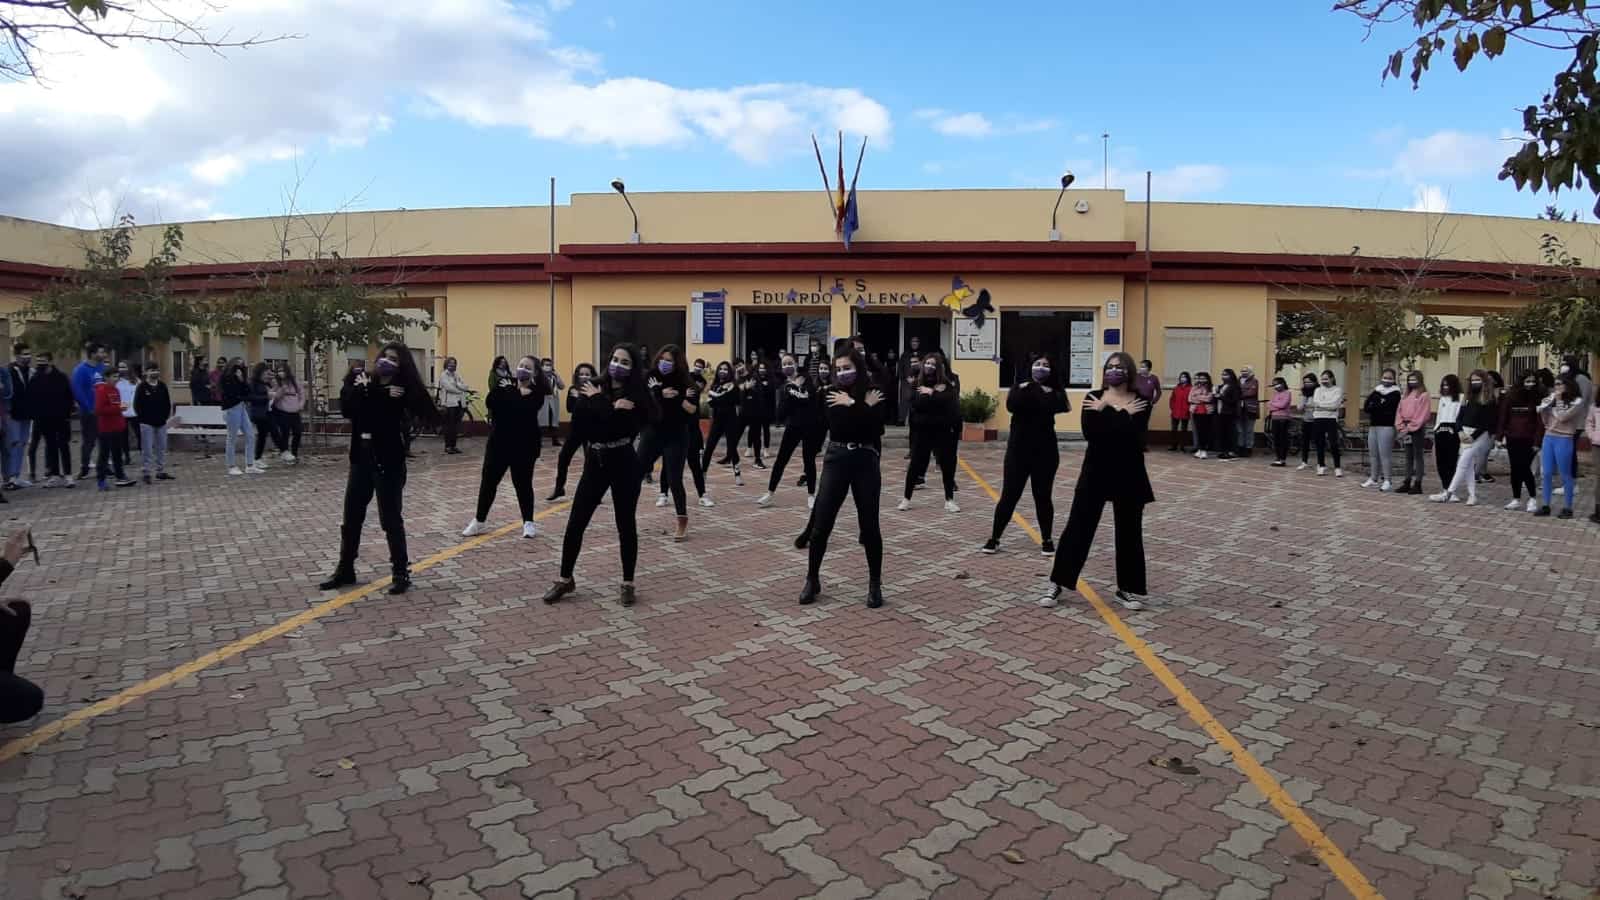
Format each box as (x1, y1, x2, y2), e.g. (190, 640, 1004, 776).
(303, 342, 318, 451)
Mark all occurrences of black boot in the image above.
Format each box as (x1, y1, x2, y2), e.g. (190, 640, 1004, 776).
(793, 528, 811, 550)
(545, 485, 566, 501)
(799, 576, 820, 605)
(619, 583, 636, 607)
(387, 573, 412, 595)
(319, 568, 357, 590)
(866, 581, 884, 609)
(543, 578, 575, 604)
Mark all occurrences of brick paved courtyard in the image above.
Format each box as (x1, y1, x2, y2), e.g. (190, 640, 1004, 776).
(0, 435, 1596, 900)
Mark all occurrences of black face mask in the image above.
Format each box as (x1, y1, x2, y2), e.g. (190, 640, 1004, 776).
(1301, 385, 1316, 396)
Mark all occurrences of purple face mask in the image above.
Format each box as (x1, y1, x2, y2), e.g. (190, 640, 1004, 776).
(515, 367, 533, 381)
(657, 359, 674, 375)
(375, 358, 398, 375)
(608, 361, 631, 380)
(1031, 366, 1050, 383)
(834, 368, 858, 386)
(1103, 368, 1128, 386)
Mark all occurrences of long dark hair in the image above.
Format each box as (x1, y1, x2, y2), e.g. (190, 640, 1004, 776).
(831, 346, 870, 400)
(780, 352, 812, 388)
(249, 362, 270, 385)
(1103, 351, 1138, 391)
(1556, 372, 1581, 402)
(1026, 352, 1063, 391)
(380, 341, 439, 423)
(654, 344, 688, 390)
(917, 351, 949, 387)
(601, 343, 649, 399)
(278, 362, 298, 389)
(1439, 373, 1461, 399)
(571, 362, 596, 386)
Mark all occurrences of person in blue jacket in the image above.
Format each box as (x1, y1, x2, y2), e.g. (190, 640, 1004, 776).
(70, 342, 108, 479)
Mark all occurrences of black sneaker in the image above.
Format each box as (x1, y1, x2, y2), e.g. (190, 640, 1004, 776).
(1115, 590, 1147, 611)
(156, 473, 174, 481)
(142, 475, 152, 485)
(542, 579, 575, 604)
(1558, 508, 1573, 520)
(1534, 506, 1552, 517)
(1040, 540, 1055, 556)
(545, 487, 566, 501)
(114, 479, 136, 487)
(319, 571, 357, 590)
(981, 539, 999, 554)
(387, 575, 412, 595)
(619, 583, 636, 608)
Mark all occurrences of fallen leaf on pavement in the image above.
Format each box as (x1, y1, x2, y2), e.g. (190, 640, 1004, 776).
(1149, 755, 1199, 775)
(1000, 849, 1025, 864)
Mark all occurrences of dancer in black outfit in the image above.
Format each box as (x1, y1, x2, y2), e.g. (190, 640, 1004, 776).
(637, 345, 700, 541)
(1, 529, 44, 724)
(1041, 352, 1153, 612)
(797, 347, 889, 608)
(701, 362, 745, 484)
(984, 353, 1069, 555)
(319, 342, 437, 595)
(542, 344, 657, 608)
(463, 355, 551, 540)
(657, 360, 713, 509)
(758, 353, 825, 509)
(742, 361, 775, 468)
(898, 352, 961, 512)
(545, 363, 595, 501)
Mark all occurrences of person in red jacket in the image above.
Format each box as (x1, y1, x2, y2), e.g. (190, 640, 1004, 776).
(1167, 372, 1192, 451)
(93, 378, 135, 490)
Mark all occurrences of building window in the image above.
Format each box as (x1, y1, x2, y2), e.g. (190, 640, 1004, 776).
(495, 325, 541, 365)
(1506, 346, 1540, 382)
(262, 338, 291, 371)
(998, 310, 1096, 388)
(171, 349, 188, 379)
(1163, 327, 1213, 382)
(596, 310, 685, 365)
(1457, 346, 1485, 380)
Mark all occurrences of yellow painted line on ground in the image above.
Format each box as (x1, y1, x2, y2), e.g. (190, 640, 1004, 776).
(0, 501, 572, 766)
(957, 457, 1382, 900)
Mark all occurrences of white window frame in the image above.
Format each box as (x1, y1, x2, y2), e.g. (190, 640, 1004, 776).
(1162, 327, 1213, 383)
(998, 308, 1097, 389)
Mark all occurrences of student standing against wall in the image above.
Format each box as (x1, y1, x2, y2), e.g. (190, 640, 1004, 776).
(1499, 372, 1545, 511)
(1433, 369, 1498, 505)
(435, 357, 470, 455)
(1213, 369, 1240, 461)
(1361, 368, 1401, 492)
(1188, 373, 1215, 459)
(1135, 360, 1162, 452)
(985, 353, 1069, 554)
(1310, 370, 1344, 477)
(1535, 374, 1585, 518)
(1265, 377, 1294, 466)
(1167, 372, 1191, 452)
(1432, 374, 1463, 491)
(1237, 366, 1260, 458)
(133, 364, 174, 484)
(1394, 371, 1431, 495)
(1294, 374, 1318, 470)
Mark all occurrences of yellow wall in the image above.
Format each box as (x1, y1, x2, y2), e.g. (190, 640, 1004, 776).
(1119, 282, 1272, 430)
(444, 282, 571, 390)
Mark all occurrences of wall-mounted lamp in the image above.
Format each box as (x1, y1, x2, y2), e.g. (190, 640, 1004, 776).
(1050, 171, 1075, 241)
(611, 178, 640, 243)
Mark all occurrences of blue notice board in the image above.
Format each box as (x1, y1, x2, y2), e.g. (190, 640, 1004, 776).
(692, 291, 726, 344)
(1103, 328, 1121, 345)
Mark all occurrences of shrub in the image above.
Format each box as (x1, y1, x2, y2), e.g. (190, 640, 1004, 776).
(959, 388, 999, 424)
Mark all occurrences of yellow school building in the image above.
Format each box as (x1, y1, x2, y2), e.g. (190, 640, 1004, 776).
(1, 189, 1594, 429)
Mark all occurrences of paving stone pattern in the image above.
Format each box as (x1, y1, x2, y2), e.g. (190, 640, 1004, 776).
(0, 435, 1596, 899)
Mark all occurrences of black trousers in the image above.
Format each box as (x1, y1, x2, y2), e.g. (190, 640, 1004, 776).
(1192, 414, 1214, 451)
(684, 424, 707, 495)
(1313, 419, 1341, 467)
(1051, 493, 1146, 595)
(252, 415, 283, 459)
(1216, 413, 1237, 457)
(743, 417, 766, 461)
(1169, 418, 1190, 449)
(1507, 438, 1537, 499)
(1299, 420, 1316, 463)
(33, 417, 71, 478)
(95, 431, 126, 480)
(475, 440, 536, 522)
(561, 444, 641, 581)
(637, 425, 689, 515)
(443, 406, 464, 450)
(1, 601, 44, 724)
(277, 411, 304, 455)
(806, 446, 883, 583)
(769, 424, 822, 493)
(553, 433, 582, 493)
(337, 451, 409, 578)
(991, 442, 1058, 542)
(904, 427, 957, 500)
(1271, 419, 1291, 462)
(77, 411, 97, 474)
(1434, 430, 1460, 490)
(702, 415, 744, 469)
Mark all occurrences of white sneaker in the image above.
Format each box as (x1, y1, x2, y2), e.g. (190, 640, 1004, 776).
(245, 464, 267, 475)
(522, 521, 537, 539)
(1380, 480, 1393, 492)
(699, 495, 715, 508)
(252, 459, 267, 469)
(756, 492, 773, 507)
(734, 474, 744, 487)
(1361, 478, 1377, 488)
(1505, 499, 1522, 510)
(1296, 462, 1309, 471)
(1193, 451, 1204, 459)
(1316, 466, 1327, 476)
(807, 494, 815, 510)
(1115, 591, 1147, 612)
(1334, 468, 1344, 478)
(1527, 497, 1539, 513)
(655, 494, 669, 508)
(43, 476, 60, 488)
(227, 467, 244, 476)
(944, 499, 960, 513)
(1465, 495, 1479, 506)
(1198, 451, 1209, 459)
(282, 452, 296, 464)
(896, 498, 912, 511)
(462, 519, 488, 537)
(13, 478, 30, 488)
(1038, 586, 1062, 608)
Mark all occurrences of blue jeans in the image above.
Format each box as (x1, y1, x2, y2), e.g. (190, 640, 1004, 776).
(1541, 435, 1576, 509)
(224, 404, 255, 469)
(3, 418, 29, 480)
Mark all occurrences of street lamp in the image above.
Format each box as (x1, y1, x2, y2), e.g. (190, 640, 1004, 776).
(1050, 171, 1075, 241)
(611, 178, 640, 243)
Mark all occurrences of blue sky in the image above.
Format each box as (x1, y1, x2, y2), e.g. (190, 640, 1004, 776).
(0, 0, 1576, 225)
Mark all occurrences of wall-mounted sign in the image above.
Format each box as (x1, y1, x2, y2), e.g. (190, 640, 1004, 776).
(691, 290, 726, 344)
(749, 276, 932, 307)
(1106, 301, 1120, 319)
(954, 316, 998, 360)
(1104, 328, 1121, 345)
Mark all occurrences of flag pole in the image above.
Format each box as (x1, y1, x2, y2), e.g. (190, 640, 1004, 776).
(850, 135, 868, 190)
(810, 134, 836, 219)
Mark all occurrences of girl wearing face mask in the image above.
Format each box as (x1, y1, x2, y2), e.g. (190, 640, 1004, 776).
(546, 364, 597, 501)
(985, 353, 1070, 554)
(1266, 377, 1294, 466)
(899, 352, 961, 512)
(249, 364, 283, 467)
(272, 364, 305, 464)
(1212, 369, 1240, 461)
(463, 355, 551, 541)
(543, 344, 658, 608)
(637, 346, 700, 540)
(796, 347, 889, 609)
(435, 356, 470, 455)
(1535, 374, 1585, 518)
(539, 359, 565, 448)
(1293, 375, 1318, 470)
(740, 361, 775, 468)
(1433, 369, 1498, 505)
(320, 343, 438, 595)
(1361, 368, 1402, 491)
(1187, 372, 1215, 459)
(1432, 375, 1463, 490)
(219, 360, 259, 475)
(1167, 372, 1192, 451)
(656, 359, 712, 510)
(700, 362, 745, 484)
(1498, 372, 1545, 511)
(759, 353, 825, 509)
(1393, 371, 1431, 494)
(487, 357, 511, 396)
(1042, 351, 1152, 612)
(1310, 370, 1345, 477)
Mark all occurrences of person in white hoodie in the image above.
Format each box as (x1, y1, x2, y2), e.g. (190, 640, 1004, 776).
(1310, 370, 1344, 477)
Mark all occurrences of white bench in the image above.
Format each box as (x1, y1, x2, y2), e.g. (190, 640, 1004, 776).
(168, 405, 229, 455)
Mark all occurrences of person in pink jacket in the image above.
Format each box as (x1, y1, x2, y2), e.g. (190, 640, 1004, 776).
(1265, 377, 1295, 466)
(1394, 371, 1432, 495)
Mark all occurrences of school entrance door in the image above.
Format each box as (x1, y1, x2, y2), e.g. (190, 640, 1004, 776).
(852, 311, 949, 365)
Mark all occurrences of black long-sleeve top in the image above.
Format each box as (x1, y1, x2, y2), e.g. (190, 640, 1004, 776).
(648, 375, 700, 432)
(1363, 387, 1401, 428)
(820, 386, 887, 446)
(189, 368, 211, 405)
(134, 382, 172, 428)
(27, 369, 72, 419)
(341, 378, 411, 464)
(1458, 398, 1499, 439)
(739, 378, 776, 423)
(485, 379, 552, 455)
(1005, 381, 1069, 448)
(219, 371, 249, 410)
(776, 378, 822, 429)
(573, 380, 657, 445)
(705, 380, 741, 420)
(908, 383, 960, 431)
(1076, 391, 1155, 504)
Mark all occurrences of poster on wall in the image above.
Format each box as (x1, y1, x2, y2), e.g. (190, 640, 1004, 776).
(953, 316, 998, 360)
(690, 290, 726, 344)
(1070, 351, 1095, 386)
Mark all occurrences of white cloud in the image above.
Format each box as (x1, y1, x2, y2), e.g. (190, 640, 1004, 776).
(0, 0, 892, 224)
(1057, 160, 1229, 200)
(1392, 130, 1515, 181)
(1407, 184, 1450, 213)
(916, 108, 1055, 139)
(548, 0, 573, 10)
